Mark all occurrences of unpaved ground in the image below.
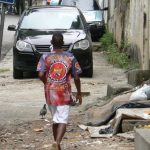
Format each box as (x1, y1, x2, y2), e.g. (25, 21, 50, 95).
(0, 50, 134, 149)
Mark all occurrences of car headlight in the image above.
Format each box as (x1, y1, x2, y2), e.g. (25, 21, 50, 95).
(95, 22, 103, 27)
(16, 40, 32, 52)
(73, 39, 90, 50)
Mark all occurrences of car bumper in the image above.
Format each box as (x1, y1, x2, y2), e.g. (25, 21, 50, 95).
(13, 48, 93, 72)
(13, 51, 39, 72)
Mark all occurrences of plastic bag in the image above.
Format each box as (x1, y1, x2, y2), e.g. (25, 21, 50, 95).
(141, 84, 150, 99)
(129, 84, 148, 101)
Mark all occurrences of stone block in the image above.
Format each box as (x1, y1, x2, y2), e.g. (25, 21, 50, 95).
(135, 128, 150, 150)
(127, 69, 150, 86)
(107, 84, 133, 97)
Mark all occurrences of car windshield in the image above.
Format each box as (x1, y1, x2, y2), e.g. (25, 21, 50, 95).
(83, 10, 103, 22)
(20, 8, 83, 30)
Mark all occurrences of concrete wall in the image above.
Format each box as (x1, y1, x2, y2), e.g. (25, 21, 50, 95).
(135, 128, 150, 150)
(106, 0, 150, 69)
(129, 0, 143, 66)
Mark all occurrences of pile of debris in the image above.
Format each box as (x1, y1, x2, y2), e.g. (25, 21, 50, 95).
(79, 82, 150, 139)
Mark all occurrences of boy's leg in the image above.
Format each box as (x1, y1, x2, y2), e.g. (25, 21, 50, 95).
(50, 105, 69, 149)
(52, 123, 58, 141)
(52, 123, 66, 150)
(56, 123, 66, 150)
(48, 106, 57, 141)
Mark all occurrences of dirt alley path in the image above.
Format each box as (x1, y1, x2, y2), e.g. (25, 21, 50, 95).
(0, 49, 134, 149)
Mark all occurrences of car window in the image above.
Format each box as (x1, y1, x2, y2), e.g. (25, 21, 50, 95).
(50, 0, 60, 5)
(20, 9, 83, 30)
(61, 0, 94, 11)
(83, 11, 103, 22)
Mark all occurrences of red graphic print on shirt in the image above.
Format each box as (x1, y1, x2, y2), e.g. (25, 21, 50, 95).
(49, 62, 67, 82)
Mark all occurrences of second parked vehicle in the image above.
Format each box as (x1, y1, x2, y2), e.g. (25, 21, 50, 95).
(83, 10, 105, 41)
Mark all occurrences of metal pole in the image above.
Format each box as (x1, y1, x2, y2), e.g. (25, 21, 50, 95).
(0, 3, 6, 61)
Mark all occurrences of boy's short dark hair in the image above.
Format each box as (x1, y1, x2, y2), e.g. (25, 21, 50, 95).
(51, 32, 64, 49)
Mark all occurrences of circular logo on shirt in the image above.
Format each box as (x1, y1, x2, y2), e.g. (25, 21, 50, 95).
(49, 62, 67, 82)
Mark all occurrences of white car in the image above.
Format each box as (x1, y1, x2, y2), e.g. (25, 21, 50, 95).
(61, 0, 94, 11)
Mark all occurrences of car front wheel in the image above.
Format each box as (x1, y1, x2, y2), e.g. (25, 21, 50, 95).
(83, 65, 93, 77)
(13, 68, 23, 79)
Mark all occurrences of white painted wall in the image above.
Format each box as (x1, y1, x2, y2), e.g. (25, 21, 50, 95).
(107, 0, 150, 69)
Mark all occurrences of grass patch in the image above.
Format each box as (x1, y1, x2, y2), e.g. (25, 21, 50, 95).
(0, 68, 10, 73)
(100, 31, 139, 69)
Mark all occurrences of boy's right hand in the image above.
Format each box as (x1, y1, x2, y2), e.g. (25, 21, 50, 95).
(76, 93, 82, 105)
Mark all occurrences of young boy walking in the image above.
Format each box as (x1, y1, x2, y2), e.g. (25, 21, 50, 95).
(37, 32, 82, 150)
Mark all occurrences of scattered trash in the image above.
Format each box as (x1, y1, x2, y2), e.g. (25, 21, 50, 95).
(89, 82, 95, 85)
(22, 144, 35, 148)
(79, 124, 112, 138)
(45, 123, 51, 126)
(136, 124, 150, 129)
(43, 144, 53, 148)
(117, 131, 134, 140)
(33, 128, 44, 132)
(144, 111, 150, 115)
(144, 125, 150, 128)
(44, 119, 50, 123)
(78, 124, 88, 131)
(88, 125, 113, 138)
(129, 84, 150, 101)
(99, 126, 113, 134)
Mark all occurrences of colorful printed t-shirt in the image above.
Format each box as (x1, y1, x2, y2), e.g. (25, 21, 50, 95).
(37, 51, 82, 106)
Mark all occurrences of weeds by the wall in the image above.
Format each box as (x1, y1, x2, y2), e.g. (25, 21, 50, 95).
(100, 31, 139, 69)
(100, 32, 113, 51)
(0, 68, 10, 73)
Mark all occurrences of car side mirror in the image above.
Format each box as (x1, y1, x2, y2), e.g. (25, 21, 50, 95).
(8, 25, 16, 31)
(102, 7, 108, 11)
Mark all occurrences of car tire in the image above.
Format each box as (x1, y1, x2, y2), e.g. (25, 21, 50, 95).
(84, 65, 93, 77)
(13, 68, 23, 79)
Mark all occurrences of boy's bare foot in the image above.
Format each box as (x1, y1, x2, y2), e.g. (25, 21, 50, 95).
(51, 142, 60, 150)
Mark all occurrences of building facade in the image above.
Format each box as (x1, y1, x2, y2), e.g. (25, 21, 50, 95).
(101, 0, 150, 70)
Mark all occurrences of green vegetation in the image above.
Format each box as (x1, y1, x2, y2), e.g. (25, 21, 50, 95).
(0, 68, 10, 73)
(100, 31, 139, 69)
(123, 0, 130, 4)
(100, 32, 114, 50)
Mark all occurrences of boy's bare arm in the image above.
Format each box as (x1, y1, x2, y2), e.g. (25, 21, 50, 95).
(38, 72, 46, 84)
(74, 76, 82, 105)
